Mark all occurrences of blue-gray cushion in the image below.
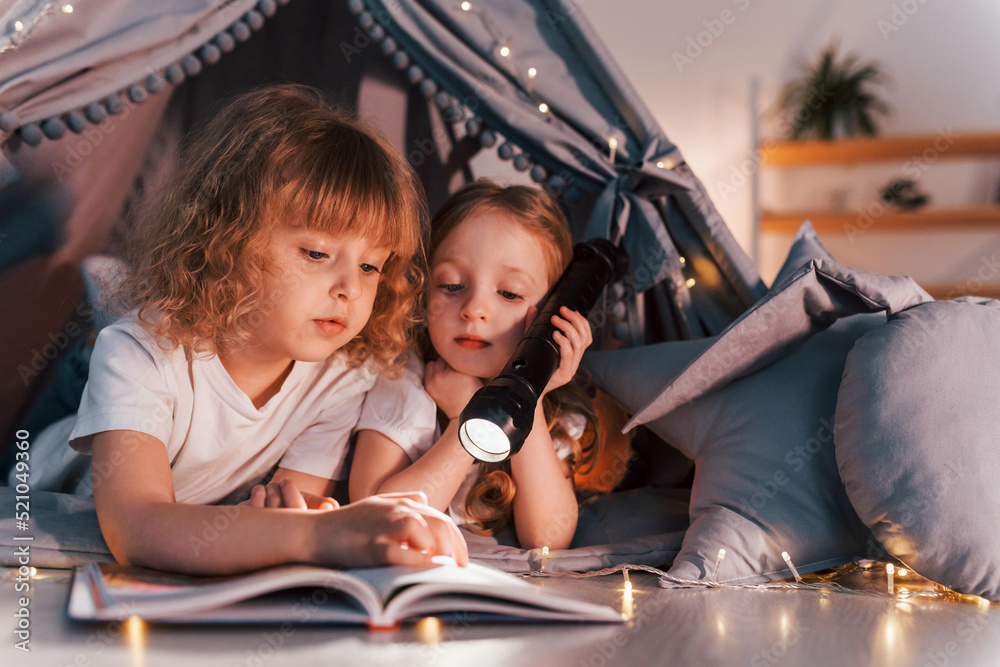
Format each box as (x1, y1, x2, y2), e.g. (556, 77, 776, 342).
(770, 220, 834, 289)
(835, 297, 1000, 601)
(585, 253, 932, 583)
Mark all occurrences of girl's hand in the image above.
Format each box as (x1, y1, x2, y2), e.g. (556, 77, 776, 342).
(316, 492, 469, 568)
(241, 478, 338, 510)
(424, 359, 483, 420)
(542, 306, 593, 395)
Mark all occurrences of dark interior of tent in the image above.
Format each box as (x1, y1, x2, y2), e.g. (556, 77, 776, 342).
(1, 1, 998, 664)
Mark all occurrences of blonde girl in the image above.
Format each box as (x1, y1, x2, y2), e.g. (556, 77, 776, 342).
(350, 181, 598, 550)
(68, 85, 466, 574)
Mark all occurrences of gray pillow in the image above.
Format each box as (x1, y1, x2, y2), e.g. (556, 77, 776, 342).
(585, 255, 932, 583)
(835, 297, 1000, 601)
(770, 220, 834, 289)
(625, 258, 933, 430)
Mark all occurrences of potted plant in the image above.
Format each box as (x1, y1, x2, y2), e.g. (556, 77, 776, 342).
(777, 45, 890, 141)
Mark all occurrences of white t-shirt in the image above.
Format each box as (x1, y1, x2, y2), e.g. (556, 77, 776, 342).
(362, 361, 582, 526)
(354, 354, 438, 463)
(69, 318, 430, 505)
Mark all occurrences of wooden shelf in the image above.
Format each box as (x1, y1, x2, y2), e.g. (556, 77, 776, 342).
(761, 206, 1000, 234)
(760, 131, 1000, 166)
(758, 131, 1000, 297)
(921, 283, 1000, 300)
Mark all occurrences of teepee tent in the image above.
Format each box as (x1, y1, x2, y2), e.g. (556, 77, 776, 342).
(0, 0, 763, 442)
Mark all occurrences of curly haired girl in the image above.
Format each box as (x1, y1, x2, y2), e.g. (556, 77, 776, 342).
(68, 85, 466, 574)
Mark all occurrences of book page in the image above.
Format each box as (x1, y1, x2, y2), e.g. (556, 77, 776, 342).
(346, 557, 530, 602)
(349, 557, 622, 625)
(70, 563, 384, 622)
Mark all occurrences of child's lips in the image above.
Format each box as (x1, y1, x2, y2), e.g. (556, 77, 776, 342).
(315, 319, 345, 336)
(455, 336, 490, 350)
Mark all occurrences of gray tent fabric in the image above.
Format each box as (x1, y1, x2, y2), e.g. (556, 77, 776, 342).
(1, 0, 765, 345)
(0, 0, 280, 145)
(357, 0, 765, 340)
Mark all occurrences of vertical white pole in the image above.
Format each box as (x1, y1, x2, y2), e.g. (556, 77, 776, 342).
(749, 76, 761, 267)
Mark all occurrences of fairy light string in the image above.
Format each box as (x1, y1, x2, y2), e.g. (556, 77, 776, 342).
(0, 3, 74, 55)
(2, 0, 291, 145)
(520, 558, 991, 606)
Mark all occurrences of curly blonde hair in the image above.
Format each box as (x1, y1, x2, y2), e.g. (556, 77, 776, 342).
(115, 84, 427, 375)
(427, 180, 600, 535)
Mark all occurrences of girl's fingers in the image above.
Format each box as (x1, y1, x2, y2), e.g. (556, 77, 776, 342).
(246, 485, 267, 508)
(378, 539, 435, 567)
(377, 490, 429, 506)
(302, 492, 339, 510)
(279, 479, 308, 510)
(264, 484, 285, 508)
(442, 515, 469, 566)
(388, 498, 469, 567)
(552, 330, 573, 360)
(562, 307, 593, 344)
(552, 309, 591, 347)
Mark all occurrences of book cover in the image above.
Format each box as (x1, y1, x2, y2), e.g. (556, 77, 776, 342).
(67, 557, 624, 629)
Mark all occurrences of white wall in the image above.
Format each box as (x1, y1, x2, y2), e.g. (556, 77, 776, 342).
(578, 0, 1000, 289)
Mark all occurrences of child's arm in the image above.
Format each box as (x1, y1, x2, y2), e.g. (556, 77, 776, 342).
(349, 361, 479, 511)
(92, 430, 468, 575)
(351, 420, 472, 511)
(508, 404, 578, 549)
(507, 306, 592, 549)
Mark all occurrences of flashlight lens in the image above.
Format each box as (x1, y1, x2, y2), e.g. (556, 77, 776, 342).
(459, 418, 510, 460)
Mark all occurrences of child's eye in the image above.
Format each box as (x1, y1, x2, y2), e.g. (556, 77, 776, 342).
(498, 290, 523, 301)
(300, 248, 328, 261)
(438, 283, 463, 293)
(360, 263, 381, 274)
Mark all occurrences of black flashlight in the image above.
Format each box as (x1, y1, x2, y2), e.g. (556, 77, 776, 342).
(457, 238, 619, 462)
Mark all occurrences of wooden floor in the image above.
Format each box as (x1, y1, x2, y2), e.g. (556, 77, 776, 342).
(4, 567, 999, 666)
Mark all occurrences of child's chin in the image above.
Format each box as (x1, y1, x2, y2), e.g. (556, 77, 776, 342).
(445, 358, 499, 381)
(294, 348, 342, 363)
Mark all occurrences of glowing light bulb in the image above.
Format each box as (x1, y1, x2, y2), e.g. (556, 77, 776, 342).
(898, 569, 908, 577)
(538, 102, 549, 113)
(886, 563, 895, 595)
(608, 136, 618, 160)
(623, 569, 631, 591)
(524, 67, 538, 92)
(679, 256, 687, 264)
(782, 551, 802, 583)
(657, 161, 665, 168)
(460, 1, 471, 10)
(14, 20, 24, 31)
(499, 45, 510, 57)
(621, 585, 634, 620)
(62, 4, 73, 12)
(685, 278, 696, 288)
(416, 616, 443, 643)
(125, 615, 145, 657)
(710, 548, 726, 583)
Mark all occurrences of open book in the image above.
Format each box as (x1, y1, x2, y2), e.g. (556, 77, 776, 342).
(68, 557, 624, 629)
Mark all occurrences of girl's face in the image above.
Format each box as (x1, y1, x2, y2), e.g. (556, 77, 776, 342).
(245, 225, 390, 368)
(428, 211, 552, 381)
